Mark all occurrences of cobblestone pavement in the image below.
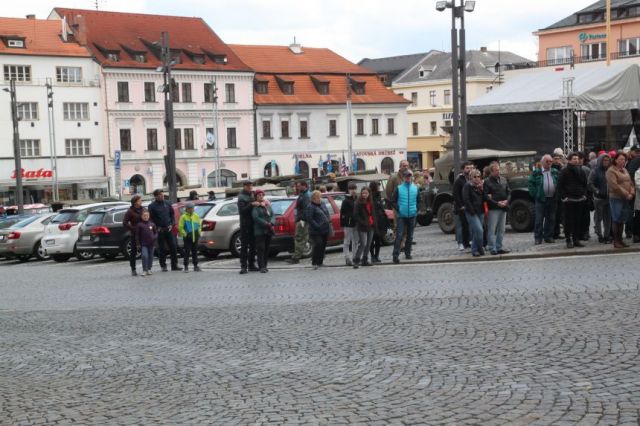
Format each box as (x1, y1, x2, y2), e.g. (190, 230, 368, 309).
(1, 252, 639, 425)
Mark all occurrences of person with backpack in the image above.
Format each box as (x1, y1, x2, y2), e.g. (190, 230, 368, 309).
(178, 202, 202, 272)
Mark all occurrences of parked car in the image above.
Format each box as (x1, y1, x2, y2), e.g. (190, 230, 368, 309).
(76, 206, 135, 260)
(2, 203, 52, 216)
(43, 202, 128, 262)
(0, 213, 56, 262)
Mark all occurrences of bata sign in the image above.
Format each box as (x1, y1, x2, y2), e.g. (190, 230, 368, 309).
(11, 168, 54, 179)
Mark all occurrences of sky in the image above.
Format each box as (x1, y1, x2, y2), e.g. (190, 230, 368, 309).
(7, 0, 595, 62)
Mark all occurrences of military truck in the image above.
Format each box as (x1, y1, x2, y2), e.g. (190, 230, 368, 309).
(424, 149, 537, 234)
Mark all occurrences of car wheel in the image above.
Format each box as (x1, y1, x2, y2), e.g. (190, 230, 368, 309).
(230, 232, 242, 257)
(509, 198, 535, 233)
(100, 252, 118, 260)
(437, 202, 456, 234)
(202, 250, 220, 259)
(122, 238, 141, 260)
(17, 254, 31, 263)
(75, 245, 95, 261)
(52, 254, 72, 263)
(34, 240, 50, 261)
(382, 227, 395, 246)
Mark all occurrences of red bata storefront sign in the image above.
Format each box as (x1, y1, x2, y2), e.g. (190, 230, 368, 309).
(10, 168, 54, 180)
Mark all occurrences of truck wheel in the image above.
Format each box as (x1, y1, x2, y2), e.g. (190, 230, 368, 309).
(437, 202, 456, 234)
(509, 199, 535, 232)
(416, 210, 433, 226)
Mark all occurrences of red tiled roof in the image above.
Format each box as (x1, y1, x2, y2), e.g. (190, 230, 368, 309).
(230, 44, 372, 74)
(253, 73, 408, 105)
(0, 17, 90, 57)
(52, 8, 251, 71)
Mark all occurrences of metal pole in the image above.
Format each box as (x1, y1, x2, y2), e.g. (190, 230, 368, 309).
(459, 9, 468, 162)
(212, 78, 221, 187)
(46, 78, 59, 202)
(606, 0, 611, 66)
(8, 79, 24, 214)
(346, 74, 353, 171)
(161, 31, 177, 203)
(450, 2, 461, 173)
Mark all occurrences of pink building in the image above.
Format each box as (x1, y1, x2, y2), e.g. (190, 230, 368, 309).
(50, 8, 255, 195)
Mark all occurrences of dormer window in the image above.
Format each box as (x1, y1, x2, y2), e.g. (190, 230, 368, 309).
(8, 39, 24, 48)
(282, 82, 294, 95)
(1, 36, 26, 49)
(310, 75, 330, 95)
(213, 55, 227, 64)
(107, 52, 119, 62)
(255, 81, 268, 94)
(193, 55, 205, 64)
(351, 81, 366, 95)
(134, 53, 146, 63)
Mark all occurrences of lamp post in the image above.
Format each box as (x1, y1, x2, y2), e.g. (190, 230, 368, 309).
(210, 78, 221, 188)
(346, 74, 353, 172)
(436, 0, 476, 171)
(4, 79, 24, 214)
(156, 31, 177, 203)
(45, 78, 59, 202)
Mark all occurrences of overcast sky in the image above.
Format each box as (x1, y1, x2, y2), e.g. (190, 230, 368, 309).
(8, 0, 594, 62)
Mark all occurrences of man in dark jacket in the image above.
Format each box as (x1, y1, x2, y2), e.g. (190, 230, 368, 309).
(528, 154, 559, 244)
(483, 161, 510, 255)
(339, 182, 358, 266)
(588, 154, 612, 243)
(237, 180, 258, 274)
(286, 180, 311, 264)
(148, 189, 181, 272)
(552, 153, 565, 239)
(557, 152, 588, 248)
(453, 161, 474, 250)
(123, 195, 143, 276)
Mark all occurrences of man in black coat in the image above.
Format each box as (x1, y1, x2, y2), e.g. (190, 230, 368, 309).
(452, 161, 474, 250)
(557, 153, 588, 248)
(148, 189, 181, 272)
(237, 180, 258, 274)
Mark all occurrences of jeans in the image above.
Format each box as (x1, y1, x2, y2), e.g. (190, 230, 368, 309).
(292, 221, 309, 260)
(255, 234, 272, 270)
(486, 209, 506, 252)
(183, 236, 199, 268)
(563, 200, 584, 243)
(609, 198, 626, 223)
(369, 233, 382, 259)
(353, 230, 373, 263)
(129, 233, 137, 271)
(593, 198, 611, 240)
(141, 245, 154, 271)
(534, 197, 557, 241)
(454, 212, 470, 247)
(239, 224, 256, 269)
(310, 233, 328, 266)
(465, 212, 484, 255)
(156, 228, 178, 269)
(393, 216, 416, 258)
(343, 227, 357, 259)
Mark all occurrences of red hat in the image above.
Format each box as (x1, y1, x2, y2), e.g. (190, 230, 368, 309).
(255, 189, 265, 196)
(598, 150, 606, 156)
(608, 150, 617, 157)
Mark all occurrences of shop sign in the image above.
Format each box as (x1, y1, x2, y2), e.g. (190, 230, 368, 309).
(10, 168, 54, 180)
(355, 150, 397, 156)
(294, 153, 313, 159)
(442, 112, 454, 120)
(578, 32, 606, 43)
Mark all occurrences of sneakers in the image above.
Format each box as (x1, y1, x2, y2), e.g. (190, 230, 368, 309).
(458, 244, 465, 251)
(141, 270, 148, 277)
(285, 258, 300, 264)
(544, 238, 555, 244)
(131, 270, 137, 276)
(345, 258, 353, 266)
(404, 254, 412, 260)
(260, 268, 268, 273)
(392, 256, 400, 264)
(566, 241, 574, 249)
(193, 266, 202, 272)
(171, 266, 183, 272)
(313, 265, 319, 270)
(239, 268, 248, 274)
(147, 270, 153, 276)
(161, 266, 168, 272)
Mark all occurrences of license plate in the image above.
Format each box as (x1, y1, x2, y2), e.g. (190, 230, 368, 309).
(79, 236, 88, 241)
(45, 239, 55, 246)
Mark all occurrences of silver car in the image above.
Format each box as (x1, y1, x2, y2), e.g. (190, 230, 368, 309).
(0, 213, 56, 262)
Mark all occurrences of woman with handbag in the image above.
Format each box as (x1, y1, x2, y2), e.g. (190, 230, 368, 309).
(305, 190, 332, 270)
(252, 189, 275, 273)
(369, 181, 389, 264)
(353, 187, 375, 268)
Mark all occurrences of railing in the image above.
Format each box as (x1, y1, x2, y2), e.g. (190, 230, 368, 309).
(509, 52, 640, 70)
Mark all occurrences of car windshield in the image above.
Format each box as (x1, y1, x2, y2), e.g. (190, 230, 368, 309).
(83, 212, 105, 227)
(194, 204, 214, 217)
(10, 215, 42, 229)
(270, 199, 294, 216)
(50, 211, 78, 224)
(0, 218, 23, 229)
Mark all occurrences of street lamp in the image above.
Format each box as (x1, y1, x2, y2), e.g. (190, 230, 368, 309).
(3, 79, 24, 214)
(436, 0, 476, 172)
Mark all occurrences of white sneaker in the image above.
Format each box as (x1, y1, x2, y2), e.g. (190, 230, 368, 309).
(147, 270, 153, 275)
(458, 244, 465, 251)
(142, 270, 148, 277)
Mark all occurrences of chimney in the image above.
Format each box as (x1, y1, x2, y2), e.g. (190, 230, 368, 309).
(289, 36, 303, 55)
(73, 14, 87, 46)
(480, 46, 487, 53)
(26, 14, 36, 20)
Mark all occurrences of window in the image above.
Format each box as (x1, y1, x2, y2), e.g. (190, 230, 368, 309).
(20, 139, 40, 157)
(171, 82, 180, 103)
(204, 83, 214, 103)
(205, 128, 215, 150)
(255, 81, 268, 94)
(412, 122, 419, 136)
(183, 128, 194, 149)
(282, 82, 294, 95)
(317, 83, 329, 95)
(17, 102, 38, 120)
(117, 82, 129, 102)
(444, 120, 452, 127)
(7, 39, 24, 48)
(329, 119, 337, 136)
(262, 120, 272, 138)
(134, 53, 146, 63)
(107, 52, 119, 62)
(146, 128, 158, 151)
(218, 203, 239, 216)
(546, 46, 573, 64)
(444, 90, 451, 105)
(371, 118, 379, 135)
(281, 120, 290, 138)
(356, 118, 365, 135)
(182, 83, 192, 102)
(3, 65, 30, 82)
(63, 103, 89, 120)
(411, 92, 418, 107)
(387, 118, 395, 135)
(300, 119, 309, 138)
(174, 129, 182, 150)
(430, 121, 437, 135)
(353, 82, 365, 95)
(227, 128, 237, 148)
(620, 38, 640, 56)
(56, 66, 82, 83)
(65, 138, 91, 156)
(225, 83, 235, 103)
(144, 82, 156, 102)
(119, 129, 132, 151)
(429, 90, 436, 106)
(581, 42, 607, 60)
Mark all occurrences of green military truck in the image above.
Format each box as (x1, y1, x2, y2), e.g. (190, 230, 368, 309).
(424, 149, 538, 234)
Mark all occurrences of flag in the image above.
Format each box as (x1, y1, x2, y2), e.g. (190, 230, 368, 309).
(293, 154, 300, 175)
(326, 154, 333, 172)
(340, 154, 348, 176)
(352, 152, 358, 172)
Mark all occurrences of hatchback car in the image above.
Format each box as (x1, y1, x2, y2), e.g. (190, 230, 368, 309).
(0, 213, 56, 262)
(76, 206, 136, 260)
(43, 202, 128, 262)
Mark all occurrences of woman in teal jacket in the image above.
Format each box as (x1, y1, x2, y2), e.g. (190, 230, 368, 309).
(251, 189, 275, 273)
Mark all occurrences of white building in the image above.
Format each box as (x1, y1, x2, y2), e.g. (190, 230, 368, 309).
(0, 16, 107, 204)
(230, 44, 409, 178)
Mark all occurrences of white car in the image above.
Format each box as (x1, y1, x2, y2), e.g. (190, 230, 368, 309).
(43, 202, 128, 262)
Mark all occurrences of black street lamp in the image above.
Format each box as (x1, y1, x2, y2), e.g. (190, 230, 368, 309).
(436, 0, 476, 172)
(3, 79, 24, 214)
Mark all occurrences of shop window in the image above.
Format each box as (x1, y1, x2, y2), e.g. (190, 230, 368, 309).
(381, 157, 394, 175)
(581, 42, 607, 60)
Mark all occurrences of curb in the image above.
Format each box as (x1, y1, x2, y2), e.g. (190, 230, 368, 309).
(202, 245, 640, 270)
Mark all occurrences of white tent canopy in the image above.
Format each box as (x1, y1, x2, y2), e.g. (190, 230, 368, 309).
(469, 63, 640, 114)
